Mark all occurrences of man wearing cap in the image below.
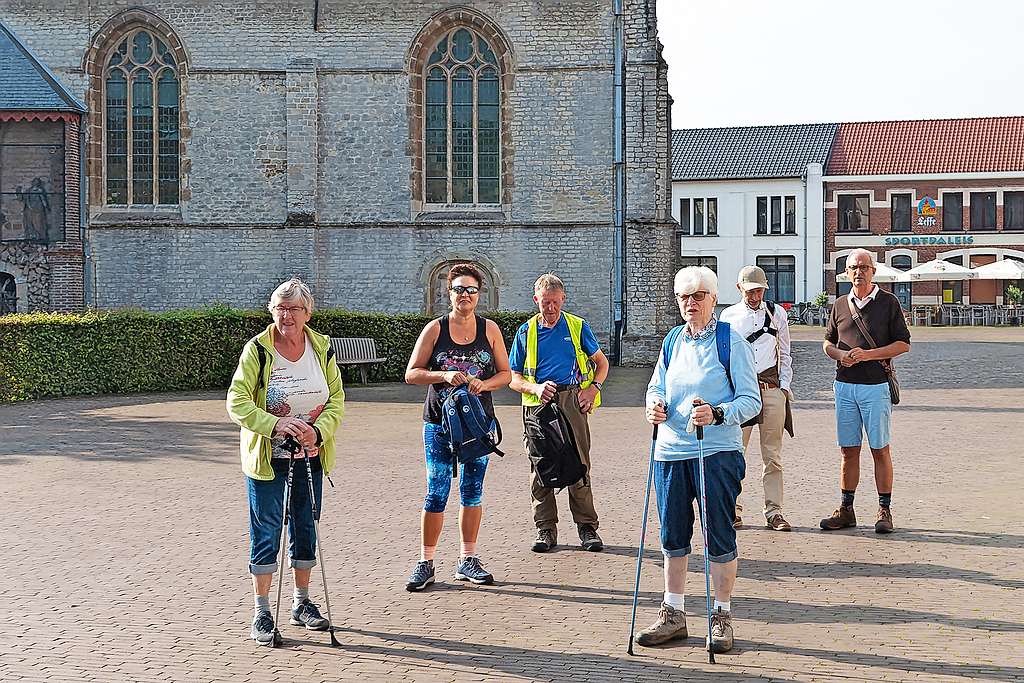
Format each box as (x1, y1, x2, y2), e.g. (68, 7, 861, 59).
(719, 265, 794, 532)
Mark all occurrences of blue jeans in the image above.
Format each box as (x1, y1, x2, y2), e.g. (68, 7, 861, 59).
(654, 451, 745, 563)
(247, 456, 323, 575)
(834, 380, 892, 449)
(423, 422, 488, 513)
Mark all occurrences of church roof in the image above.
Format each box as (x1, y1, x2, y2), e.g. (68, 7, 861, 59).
(0, 19, 85, 112)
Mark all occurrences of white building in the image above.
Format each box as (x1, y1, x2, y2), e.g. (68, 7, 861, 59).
(671, 125, 836, 307)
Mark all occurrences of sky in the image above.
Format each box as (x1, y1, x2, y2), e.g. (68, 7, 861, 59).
(659, 0, 1024, 129)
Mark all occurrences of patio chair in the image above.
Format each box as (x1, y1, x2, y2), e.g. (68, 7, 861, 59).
(969, 306, 987, 326)
(911, 306, 933, 326)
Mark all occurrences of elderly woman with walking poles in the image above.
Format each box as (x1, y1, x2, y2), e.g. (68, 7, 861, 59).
(634, 266, 761, 654)
(227, 278, 346, 646)
(404, 263, 512, 591)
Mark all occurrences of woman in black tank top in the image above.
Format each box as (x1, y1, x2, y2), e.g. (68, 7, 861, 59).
(403, 264, 511, 591)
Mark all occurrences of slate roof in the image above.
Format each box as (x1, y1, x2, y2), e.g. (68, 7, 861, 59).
(671, 124, 837, 181)
(826, 117, 1024, 175)
(0, 19, 85, 112)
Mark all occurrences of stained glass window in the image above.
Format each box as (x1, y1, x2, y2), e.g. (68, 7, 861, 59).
(423, 28, 501, 204)
(104, 29, 179, 206)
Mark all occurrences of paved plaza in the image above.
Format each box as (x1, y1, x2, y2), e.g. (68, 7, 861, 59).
(1, 328, 1022, 682)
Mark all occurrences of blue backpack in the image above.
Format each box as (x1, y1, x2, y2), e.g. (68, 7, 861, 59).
(661, 321, 733, 390)
(440, 385, 504, 476)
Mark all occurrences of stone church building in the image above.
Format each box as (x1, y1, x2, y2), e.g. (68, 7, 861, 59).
(1, 1, 674, 362)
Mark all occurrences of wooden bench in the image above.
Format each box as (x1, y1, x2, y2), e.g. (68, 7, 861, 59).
(328, 337, 387, 384)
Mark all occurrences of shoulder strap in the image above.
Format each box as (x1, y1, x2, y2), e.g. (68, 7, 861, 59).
(662, 325, 685, 368)
(850, 310, 879, 349)
(716, 321, 734, 392)
(254, 341, 268, 394)
(766, 300, 775, 315)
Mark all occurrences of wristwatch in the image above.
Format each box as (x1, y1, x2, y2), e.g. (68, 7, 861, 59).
(591, 381, 604, 391)
(711, 405, 725, 425)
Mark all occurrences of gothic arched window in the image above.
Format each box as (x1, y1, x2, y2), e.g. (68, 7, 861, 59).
(423, 28, 501, 205)
(103, 28, 180, 205)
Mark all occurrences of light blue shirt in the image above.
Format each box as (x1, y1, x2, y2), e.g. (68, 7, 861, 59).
(645, 320, 762, 461)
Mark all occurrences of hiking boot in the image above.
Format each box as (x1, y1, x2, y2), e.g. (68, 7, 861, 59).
(454, 556, 494, 585)
(707, 607, 734, 653)
(251, 610, 275, 646)
(290, 599, 329, 631)
(532, 528, 557, 553)
(578, 524, 603, 552)
(634, 602, 688, 647)
(874, 507, 894, 534)
(733, 515, 743, 529)
(766, 514, 792, 532)
(819, 505, 856, 530)
(405, 560, 435, 592)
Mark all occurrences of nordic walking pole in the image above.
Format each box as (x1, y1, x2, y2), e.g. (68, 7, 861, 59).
(304, 449, 341, 647)
(272, 452, 297, 648)
(694, 399, 715, 664)
(626, 421, 659, 656)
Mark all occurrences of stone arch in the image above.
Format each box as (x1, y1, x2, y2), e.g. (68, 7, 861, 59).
(82, 8, 191, 209)
(406, 7, 515, 210)
(419, 251, 505, 315)
(0, 261, 30, 314)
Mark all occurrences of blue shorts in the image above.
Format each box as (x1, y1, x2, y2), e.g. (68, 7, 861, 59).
(653, 451, 745, 563)
(246, 456, 323, 575)
(422, 422, 489, 513)
(834, 380, 892, 449)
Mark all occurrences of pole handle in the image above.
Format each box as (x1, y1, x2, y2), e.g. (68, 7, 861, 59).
(693, 398, 705, 441)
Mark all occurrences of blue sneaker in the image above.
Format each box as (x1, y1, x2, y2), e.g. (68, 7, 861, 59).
(290, 599, 330, 630)
(405, 560, 435, 592)
(454, 556, 494, 585)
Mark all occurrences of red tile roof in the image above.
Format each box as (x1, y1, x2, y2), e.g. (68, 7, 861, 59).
(826, 116, 1024, 175)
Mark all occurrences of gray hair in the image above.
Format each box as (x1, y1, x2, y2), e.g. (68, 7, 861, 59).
(268, 277, 314, 313)
(674, 266, 719, 297)
(534, 273, 565, 294)
(845, 248, 876, 268)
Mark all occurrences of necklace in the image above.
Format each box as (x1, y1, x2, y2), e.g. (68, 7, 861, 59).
(450, 315, 475, 343)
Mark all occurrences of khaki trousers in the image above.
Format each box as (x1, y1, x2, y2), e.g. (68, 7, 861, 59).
(528, 388, 600, 531)
(737, 386, 786, 519)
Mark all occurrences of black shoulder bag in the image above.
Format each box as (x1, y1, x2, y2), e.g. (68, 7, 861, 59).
(850, 312, 900, 405)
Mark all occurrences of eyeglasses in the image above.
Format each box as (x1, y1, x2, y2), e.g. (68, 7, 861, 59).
(846, 264, 874, 272)
(450, 285, 480, 295)
(272, 305, 307, 314)
(675, 291, 710, 302)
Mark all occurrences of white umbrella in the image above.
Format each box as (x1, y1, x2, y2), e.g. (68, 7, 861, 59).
(972, 259, 1024, 280)
(903, 259, 978, 281)
(837, 262, 909, 283)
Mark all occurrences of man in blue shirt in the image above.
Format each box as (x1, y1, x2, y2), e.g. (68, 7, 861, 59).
(509, 274, 610, 553)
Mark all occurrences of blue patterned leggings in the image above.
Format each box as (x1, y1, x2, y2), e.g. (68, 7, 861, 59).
(422, 422, 489, 513)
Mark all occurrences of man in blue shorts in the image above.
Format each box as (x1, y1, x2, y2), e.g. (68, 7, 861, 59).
(509, 273, 609, 553)
(821, 249, 911, 534)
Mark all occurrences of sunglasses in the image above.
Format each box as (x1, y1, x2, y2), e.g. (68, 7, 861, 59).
(675, 291, 710, 302)
(450, 285, 480, 295)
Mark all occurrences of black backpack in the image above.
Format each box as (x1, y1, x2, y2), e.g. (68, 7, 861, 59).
(523, 401, 587, 490)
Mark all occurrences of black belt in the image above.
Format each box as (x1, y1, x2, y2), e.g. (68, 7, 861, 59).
(555, 384, 579, 392)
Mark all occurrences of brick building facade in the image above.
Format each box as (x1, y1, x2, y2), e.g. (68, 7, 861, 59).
(0, 0, 676, 362)
(824, 118, 1024, 306)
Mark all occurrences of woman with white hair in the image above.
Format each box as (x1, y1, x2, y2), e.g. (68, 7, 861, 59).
(227, 278, 346, 646)
(634, 266, 761, 653)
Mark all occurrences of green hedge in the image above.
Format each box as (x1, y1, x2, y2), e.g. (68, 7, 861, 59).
(0, 307, 534, 402)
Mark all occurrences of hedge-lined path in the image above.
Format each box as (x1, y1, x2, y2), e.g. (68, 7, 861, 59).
(1, 335, 1022, 682)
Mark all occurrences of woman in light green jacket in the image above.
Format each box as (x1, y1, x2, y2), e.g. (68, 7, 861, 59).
(226, 278, 345, 646)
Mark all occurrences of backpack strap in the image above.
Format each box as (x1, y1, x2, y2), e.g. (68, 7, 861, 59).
(716, 320, 734, 392)
(745, 303, 779, 344)
(254, 341, 268, 397)
(661, 324, 685, 368)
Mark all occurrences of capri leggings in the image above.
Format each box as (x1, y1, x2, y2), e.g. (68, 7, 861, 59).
(422, 422, 488, 513)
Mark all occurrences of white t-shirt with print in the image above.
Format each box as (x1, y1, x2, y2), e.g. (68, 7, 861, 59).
(266, 335, 329, 458)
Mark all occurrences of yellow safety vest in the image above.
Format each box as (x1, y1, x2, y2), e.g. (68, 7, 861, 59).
(521, 311, 601, 410)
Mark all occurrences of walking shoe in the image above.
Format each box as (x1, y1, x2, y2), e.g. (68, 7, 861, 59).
(819, 505, 856, 530)
(707, 607, 734, 654)
(405, 560, 435, 592)
(532, 528, 557, 553)
(290, 599, 330, 631)
(874, 506, 894, 534)
(634, 602, 688, 646)
(766, 514, 792, 532)
(578, 524, 603, 552)
(454, 556, 494, 585)
(251, 610, 275, 646)
(733, 515, 743, 529)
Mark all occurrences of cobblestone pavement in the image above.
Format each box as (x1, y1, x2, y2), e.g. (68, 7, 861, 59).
(1, 331, 1022, 682)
